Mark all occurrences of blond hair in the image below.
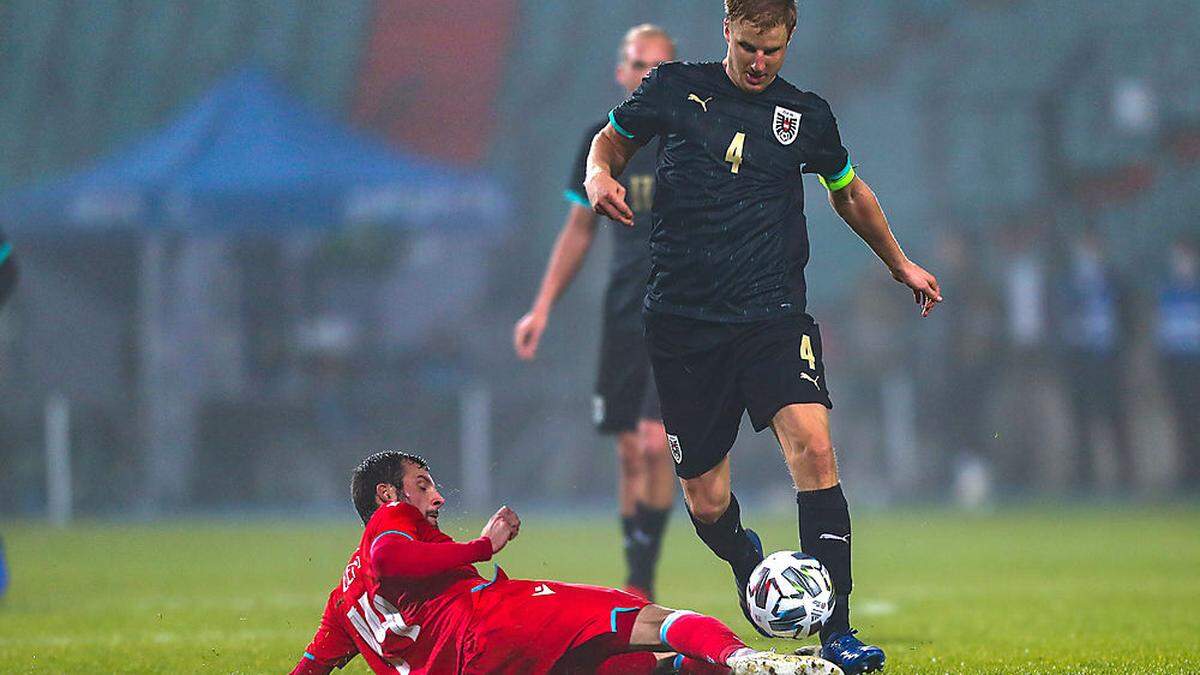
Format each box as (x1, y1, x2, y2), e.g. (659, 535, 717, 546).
(618, 23, 676, 62)
(724, 0, 797, 35)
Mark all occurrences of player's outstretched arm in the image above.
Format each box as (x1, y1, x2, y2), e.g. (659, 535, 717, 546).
(585, 125, 641, 226)
(369, 507, 519, 580)
(371, 535, 494, 579)
(514, 205, 598, 360)
(827, 175, 943, 317)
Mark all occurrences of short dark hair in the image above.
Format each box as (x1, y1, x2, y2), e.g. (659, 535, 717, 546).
(351, 451, 429, 524)
(724, 0, 798, 35)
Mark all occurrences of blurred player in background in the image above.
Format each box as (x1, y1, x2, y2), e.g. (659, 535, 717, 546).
(1055, 225, 1132, 494)
(1157, 234, 1200, 493)
(290, 451, 840, 675)
(515, 25, 678, 600)
(585, 1, 941, 672)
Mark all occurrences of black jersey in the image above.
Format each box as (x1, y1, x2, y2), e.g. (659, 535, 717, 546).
(566, 120, 658, 332)
(609, 61, 852, 322)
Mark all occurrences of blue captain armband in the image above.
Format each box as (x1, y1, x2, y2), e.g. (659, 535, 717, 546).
(608, 110, 636, 140)
(818, 159, 856, 191)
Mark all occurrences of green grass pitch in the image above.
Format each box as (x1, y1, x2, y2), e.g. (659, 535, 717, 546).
(1, 507, 1197, 673)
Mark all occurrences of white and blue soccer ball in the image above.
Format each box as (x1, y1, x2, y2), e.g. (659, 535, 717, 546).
(746, 551, 835, 639)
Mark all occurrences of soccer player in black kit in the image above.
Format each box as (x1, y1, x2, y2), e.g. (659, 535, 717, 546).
(584, 2, 941, 673)
(515, 25, 677, 601)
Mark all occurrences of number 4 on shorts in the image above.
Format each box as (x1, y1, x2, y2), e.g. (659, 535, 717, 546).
(799, 334, 816, 370)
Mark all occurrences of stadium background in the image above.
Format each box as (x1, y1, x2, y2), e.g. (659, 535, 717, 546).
(2, 0, 1197, 514)
(0, 2, 1198, 673)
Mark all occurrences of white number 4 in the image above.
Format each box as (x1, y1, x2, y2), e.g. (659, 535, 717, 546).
(347, 593, 420, 673)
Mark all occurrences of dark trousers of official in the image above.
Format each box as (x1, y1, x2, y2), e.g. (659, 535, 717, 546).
(1064, 353, 1131, 492)
(1163, 356, 1200, 492)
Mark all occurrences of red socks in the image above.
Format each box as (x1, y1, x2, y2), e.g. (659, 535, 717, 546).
(660, 610, 747, 667)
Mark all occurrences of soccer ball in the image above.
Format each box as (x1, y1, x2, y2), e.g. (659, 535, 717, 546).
(746, 551, 835, 639)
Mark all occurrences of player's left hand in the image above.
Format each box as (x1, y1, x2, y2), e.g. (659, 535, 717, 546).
(482, 506, 521, 553)
(891, 259, 942, 317)
(500, 506, 520, 540)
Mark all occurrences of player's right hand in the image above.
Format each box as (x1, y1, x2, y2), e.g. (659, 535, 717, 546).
(890, 259, 943, 317)
(585, 172, 634, 227)
(482, 505, 521, 554)
(513, 310, 547, 360)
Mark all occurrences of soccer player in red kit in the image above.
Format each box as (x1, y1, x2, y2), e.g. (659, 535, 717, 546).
(290, 451, 840, 675)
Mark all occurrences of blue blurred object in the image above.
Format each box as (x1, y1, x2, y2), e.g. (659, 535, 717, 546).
(0, 68, 510, 235)
(0, 534, 8, 599)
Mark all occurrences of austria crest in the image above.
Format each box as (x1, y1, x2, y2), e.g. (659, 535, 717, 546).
(773, 106, 801, 145)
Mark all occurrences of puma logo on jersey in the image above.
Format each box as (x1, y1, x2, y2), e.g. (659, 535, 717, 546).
(819, 533, 850, 543)
(687, 93, 713, 112)
(800, 372, 821, 389)
(532, 583, 555, 597)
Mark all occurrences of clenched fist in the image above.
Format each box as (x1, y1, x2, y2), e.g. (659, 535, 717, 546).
(481, 505, 521, 554)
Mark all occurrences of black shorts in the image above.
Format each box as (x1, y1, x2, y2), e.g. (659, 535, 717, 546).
(594, 326, 662, 434)
(644, 311, 832, 479)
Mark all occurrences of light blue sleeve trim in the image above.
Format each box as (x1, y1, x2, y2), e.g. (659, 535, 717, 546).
(303, 651, 317, 661)
(823, 158, 853, 182)
(659, 610, 689, 647)
(563, 188, 589, 207)
(0, 242, 11, 266)
(609, 606, 641, 632)
(370, 529, 414, 549)
(673, 654, 684, 670)
(465, 562, 499, 588)
(608, 110, 636, 140)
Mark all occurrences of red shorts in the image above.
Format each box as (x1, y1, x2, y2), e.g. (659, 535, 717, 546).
(460, 576, 651, 674)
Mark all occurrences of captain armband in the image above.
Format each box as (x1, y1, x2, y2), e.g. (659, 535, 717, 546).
(817, 159, 856, 192)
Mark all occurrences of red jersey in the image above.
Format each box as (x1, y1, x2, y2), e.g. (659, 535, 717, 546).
(296, 501, 492, 674)
(294, 502, 651, 674)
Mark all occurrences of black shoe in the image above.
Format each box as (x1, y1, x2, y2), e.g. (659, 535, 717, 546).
(735, 528, 769, 636)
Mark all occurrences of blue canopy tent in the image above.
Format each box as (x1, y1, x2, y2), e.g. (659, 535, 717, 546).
(0, 68, 509, 233)
(0, 69, 509, 512)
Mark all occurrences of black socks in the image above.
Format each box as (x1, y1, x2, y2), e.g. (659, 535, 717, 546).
(688, 492, 762, 584)
(624, 504, 671, 593)
(798, 483, 853, 639)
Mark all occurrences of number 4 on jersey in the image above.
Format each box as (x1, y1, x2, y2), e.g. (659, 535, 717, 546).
(725, 132, 745, 174)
